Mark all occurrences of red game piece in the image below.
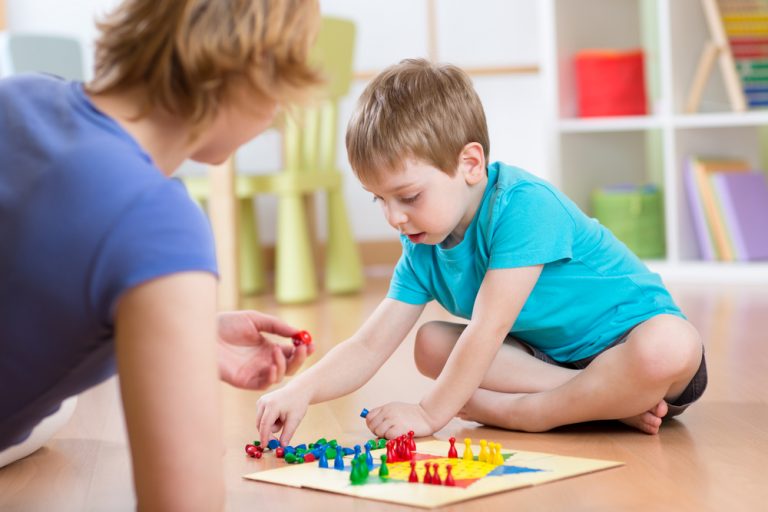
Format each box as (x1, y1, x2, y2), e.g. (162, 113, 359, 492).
(422, 462, 432, 484)
(448, 436, 458, 458)
(291, 330, 312, 347)
(253, 450, 262, 459)
(445, 464, 456, 487)
(386, 440, 395, 463)
(408, 430, 416, 451)
(431, 463, 442, 485)
(303, 453, 316, 463)
(245, 444, 257, 457)
(408, 460, 419, 483)
(275, 447, 285, 458)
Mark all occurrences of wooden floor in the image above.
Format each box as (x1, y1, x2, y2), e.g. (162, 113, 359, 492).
(1, 276, 766, 511)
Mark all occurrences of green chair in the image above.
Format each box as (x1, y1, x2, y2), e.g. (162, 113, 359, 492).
(184, 17, 364, 303)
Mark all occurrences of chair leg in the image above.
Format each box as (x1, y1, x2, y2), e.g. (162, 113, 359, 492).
(275, 193, 318, 303)
(325, 188, 364, 294)
(239, 197, 266, 296)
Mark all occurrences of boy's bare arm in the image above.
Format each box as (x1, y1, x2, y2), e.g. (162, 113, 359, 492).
(293, 298, 424, 403)
(420, 265, 543, 429)
(115, 272, 225, 512)
(255, 298, 424, 445)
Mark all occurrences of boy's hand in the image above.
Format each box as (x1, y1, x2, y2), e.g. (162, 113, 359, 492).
(365, 402, 435, 439)
(217, 311, 314, 390)
(254, 385, 311, 447)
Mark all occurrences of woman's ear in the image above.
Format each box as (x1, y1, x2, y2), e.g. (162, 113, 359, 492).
(459, 142, 486, 185)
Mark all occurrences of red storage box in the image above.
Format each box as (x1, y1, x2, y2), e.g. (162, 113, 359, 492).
(575, 49, 648, 117)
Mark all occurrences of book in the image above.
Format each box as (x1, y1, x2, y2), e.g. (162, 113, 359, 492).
(685, 160, 716, 260)
(689, 157, 751, 261)
(711, 171, 768, 260)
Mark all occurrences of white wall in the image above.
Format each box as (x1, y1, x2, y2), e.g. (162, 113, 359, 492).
(3, 0, 546, 243)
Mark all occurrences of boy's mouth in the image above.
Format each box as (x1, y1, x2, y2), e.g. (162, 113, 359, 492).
(407, 232, 426, 243)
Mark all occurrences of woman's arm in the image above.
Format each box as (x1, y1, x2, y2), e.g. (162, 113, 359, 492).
(115, 271, 224, 512)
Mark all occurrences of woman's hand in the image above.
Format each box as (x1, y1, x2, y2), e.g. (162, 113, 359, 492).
(216, 311, 314, 390)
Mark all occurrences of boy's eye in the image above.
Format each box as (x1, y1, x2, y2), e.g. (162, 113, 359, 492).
(371, 195, 381, 203)
(401, 193, 420, 204)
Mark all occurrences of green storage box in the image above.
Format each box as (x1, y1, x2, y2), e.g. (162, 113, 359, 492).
(591, 184, 666, 259)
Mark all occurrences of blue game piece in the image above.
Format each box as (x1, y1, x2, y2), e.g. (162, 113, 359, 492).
(295, 443, 307, 451)
(267, 439, 280, 450)
(283, 446, 296, 455)
(318, 451, 329, 468)
(334, 449, 345, 470)
(365, 444, 374, 471)
(342, 447, 354, 456)
(354, 444, 361, 461)
(360, 408, 369, 418)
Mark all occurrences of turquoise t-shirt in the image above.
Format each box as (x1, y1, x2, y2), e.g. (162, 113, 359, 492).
(387, 162, 682, 362)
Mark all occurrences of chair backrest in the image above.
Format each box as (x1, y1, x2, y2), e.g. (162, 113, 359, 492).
(283, 17, 356, 173)
(7, 33, 85, 81)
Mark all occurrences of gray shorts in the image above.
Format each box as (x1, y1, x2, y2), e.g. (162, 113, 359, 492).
(515, 328, 708, 418)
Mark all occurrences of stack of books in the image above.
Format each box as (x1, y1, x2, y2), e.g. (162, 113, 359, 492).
(685, 156, 768, 261)
(720, 0, 768, 108)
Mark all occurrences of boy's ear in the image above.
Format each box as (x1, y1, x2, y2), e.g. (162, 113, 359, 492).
(458, 142, 486, 185)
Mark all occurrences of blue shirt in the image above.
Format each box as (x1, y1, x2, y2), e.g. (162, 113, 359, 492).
(0, 74, 217, 449)
(387, 162, 682, 362)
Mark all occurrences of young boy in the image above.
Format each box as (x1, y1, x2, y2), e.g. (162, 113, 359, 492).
(0, 0, 321, 509)
(255, 59, 707, 444)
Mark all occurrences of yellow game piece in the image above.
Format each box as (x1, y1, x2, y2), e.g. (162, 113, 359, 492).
(478, 440, 488, 463)
(463, 438, 473, 460)
(487, 442, 496, 464)
(494, 443, 505, 465)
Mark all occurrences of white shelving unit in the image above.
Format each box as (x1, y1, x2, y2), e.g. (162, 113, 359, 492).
(540, 0, 768, 281)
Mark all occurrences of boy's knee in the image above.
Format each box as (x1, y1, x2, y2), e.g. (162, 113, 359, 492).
(413, 322, 451, 379)
(631, 316, 702, 382)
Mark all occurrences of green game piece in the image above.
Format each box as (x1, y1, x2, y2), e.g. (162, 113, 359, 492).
(297, 456, 305, 464)
(377, 438, 387, 449)
(325, 447, 337, 460)
(252, 440, 261, 447)
(284, 453, 296, 463)
(317, 437, 327, 445)
(350, 458, 366, 485)
(329, 440, 338, 448)
(357, 454, 369, 478)
(378, 455, 389, 479)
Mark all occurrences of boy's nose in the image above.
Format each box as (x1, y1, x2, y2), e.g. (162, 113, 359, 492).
(385, 204, 408, 229)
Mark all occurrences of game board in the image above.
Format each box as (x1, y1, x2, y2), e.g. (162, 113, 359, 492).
(244, 440, 623, 508)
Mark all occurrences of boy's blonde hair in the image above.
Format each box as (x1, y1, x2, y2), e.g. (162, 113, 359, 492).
(88, 0, 323, 135)
(346, 58, 489, 182)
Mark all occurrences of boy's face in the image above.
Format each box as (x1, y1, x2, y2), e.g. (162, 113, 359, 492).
(362, 156, 485, 246)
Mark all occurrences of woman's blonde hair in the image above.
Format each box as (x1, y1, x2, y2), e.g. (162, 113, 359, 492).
(346, 58, 489, 182)
(88, 0, 323, 134)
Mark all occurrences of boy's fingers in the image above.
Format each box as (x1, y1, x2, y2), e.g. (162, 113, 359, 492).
(279, 415, 300, 446)
(258, 408, 280, 447)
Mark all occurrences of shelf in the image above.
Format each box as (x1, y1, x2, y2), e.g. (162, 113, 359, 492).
(672, 111, 768, 129)
(557, 116, 663, 133)
(542, 0, 768, 282)
(647, 260, 768, 282)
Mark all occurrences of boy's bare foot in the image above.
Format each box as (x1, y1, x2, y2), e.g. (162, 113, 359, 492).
(618, 400, 668, 435)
